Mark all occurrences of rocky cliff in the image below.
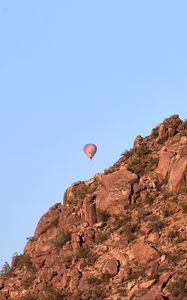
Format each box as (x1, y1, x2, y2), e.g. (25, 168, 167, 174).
(0, 115, 187, 300)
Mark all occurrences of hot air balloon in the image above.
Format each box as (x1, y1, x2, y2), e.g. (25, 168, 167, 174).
(83, 144, 97, 159)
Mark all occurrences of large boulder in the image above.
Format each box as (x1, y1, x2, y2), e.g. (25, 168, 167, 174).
(129, 242, 159, 265)
(156, 146, 187, 194)
(96, 168, 138, 215)
(156, 151, 174, 178)
(167, 155, 187, 193)
(103, 258, 119, 277)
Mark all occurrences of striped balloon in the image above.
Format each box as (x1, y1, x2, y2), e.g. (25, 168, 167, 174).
(83, 144, 97, 159)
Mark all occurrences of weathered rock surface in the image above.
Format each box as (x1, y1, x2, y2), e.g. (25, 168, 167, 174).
(96, 168, 138, 214)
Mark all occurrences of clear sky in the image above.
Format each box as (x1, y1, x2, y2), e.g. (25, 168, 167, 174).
(0, 1, 186, 267)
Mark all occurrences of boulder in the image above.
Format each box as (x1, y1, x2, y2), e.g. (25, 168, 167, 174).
(31, 251, 46, 269)
(133, 135, 143, 150)
(158, 124, 167, 139)
(156, 145, 187, 193)
(168, 127, 176, 137)
(147, 232, 160, 243)
(180, 136, 187, 145)
(139, 279, 156, 289)
(83, 228, 95, 246)
(167, 155, 187, 193)
(156, 151, 174, 178)
(103, 259, 119, 277)
(69, 269, 82, 291)
(130, 242, 159, 265)
(159, 272, 171, 288)
(139, 285, 162, 300)
(61, 269, 70, 289)
(96, 168, 138, 215)
(71, 233, 81, 250)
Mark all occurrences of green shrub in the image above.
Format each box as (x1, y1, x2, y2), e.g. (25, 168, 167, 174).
(171, 195, 178, 203)
(75, 246, 90, 259)
(114, 214, 132, 230)
(157, 137, 167, 144)
(120, 222, 139, 238)
(127, 267, 144, 280)
(146, 156, 159, 170)
(96, 209, 110, 222)
(44, 286, 65, 300)
(22, 275, 35, 288)
(75, 246, 98, 266)
(20, 296, 38, 300)
(127, 145, 158, 176)
(166, 278, 187, 298)
(63, 255, 73, 264)
(127, 157, 145, 175)
(166, 249, 185, 263)
(89, 287, 106, 300)
(95, 231, 110, 243)
(73, 185, 90, 200)
(87, 275, 101, 286)
(51, 217, 59, 227)
(151, 128, 158, 138)
(51, 231, 71, 248)
(0, 262, 14, 278)
(67, 197, 78, 205)
(148, 215, 164, 232)
(136, 145, 150, 157)
(14, 254, 33, 271)
(168, 229, 179, 241)
(179, 130, 187, 137)
(144, 194, 154, 205)
(114, 213, 139, 241)
(181, 202, 187, 214)
(121, 148, 134, 159)
(117, 287, 128, 297)
(26, 236, 35, 242)
(165, 117, 181, 129)
(137, 208, 151, 221)
(101, 272, 111, 282)
(163, 208, 171, 218)
(163, 192, 169, 201)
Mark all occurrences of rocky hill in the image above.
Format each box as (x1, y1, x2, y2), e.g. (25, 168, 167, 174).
(0, 115, 187, 300)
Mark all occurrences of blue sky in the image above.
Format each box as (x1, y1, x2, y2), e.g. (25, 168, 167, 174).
(0, 1, 186, 266)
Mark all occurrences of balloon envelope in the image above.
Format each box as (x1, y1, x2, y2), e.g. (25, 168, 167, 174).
(83, 144, 97, 159)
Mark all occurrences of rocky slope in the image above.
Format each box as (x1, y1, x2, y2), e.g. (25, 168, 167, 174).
(0, 114, 187, 300)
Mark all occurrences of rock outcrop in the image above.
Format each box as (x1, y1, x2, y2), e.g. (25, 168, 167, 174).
(0, 114, 187, 300)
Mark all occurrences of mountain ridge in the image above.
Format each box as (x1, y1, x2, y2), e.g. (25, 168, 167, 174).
(0, 114, 187, 300)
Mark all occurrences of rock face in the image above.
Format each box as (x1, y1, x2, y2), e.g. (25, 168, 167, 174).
(96, 168, 138, 215)
(156, 145, 187, 193)
(167, 153, 187, 193)
(0, 115, 187, 300)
